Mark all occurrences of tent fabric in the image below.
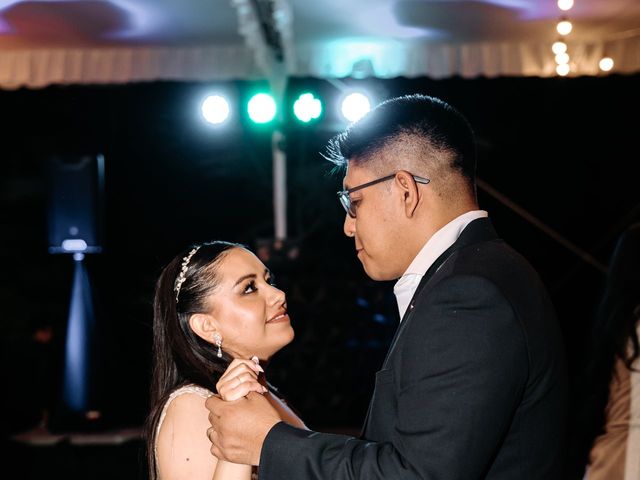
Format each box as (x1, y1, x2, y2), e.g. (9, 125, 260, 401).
(0, 0, 639, 88)
(1, 36, 638, 89)
(0, 46, 261, 89)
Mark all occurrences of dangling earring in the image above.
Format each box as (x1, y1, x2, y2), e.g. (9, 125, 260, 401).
(213, 333, 222, 358)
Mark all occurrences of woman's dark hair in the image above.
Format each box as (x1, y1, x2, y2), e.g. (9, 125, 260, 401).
(144, 240, 244, 479)
(568, 224, 640, 477)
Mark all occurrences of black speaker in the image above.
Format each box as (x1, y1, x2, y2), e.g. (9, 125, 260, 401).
(48, 154, 104, 254)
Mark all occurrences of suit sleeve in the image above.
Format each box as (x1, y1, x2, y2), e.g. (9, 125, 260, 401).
(258, 275, 529, 480)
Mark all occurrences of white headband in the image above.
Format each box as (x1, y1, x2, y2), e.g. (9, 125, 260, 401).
(174, 246, 201, 302)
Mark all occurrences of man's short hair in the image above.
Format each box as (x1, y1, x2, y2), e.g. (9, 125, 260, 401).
(326, 94, 477, 193)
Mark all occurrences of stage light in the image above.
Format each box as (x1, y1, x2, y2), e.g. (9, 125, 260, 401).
(62, 238, 88, 252)
(552, 41, 567, 55)
(341, 92, 371, 122)
(556, 63, 570, 76)
(62, 256, 95, 412)
(201, 95, 230, 125)
(557, 0, 573, 11)
(293, 93, 322, 123)
(599, 57, 614, 72)
(248, 93, 277, 124)
(557, 20, 573, 36)
(555, 53, 570, 65)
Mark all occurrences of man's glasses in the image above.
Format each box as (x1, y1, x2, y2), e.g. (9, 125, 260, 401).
(337, 172, 430, 218)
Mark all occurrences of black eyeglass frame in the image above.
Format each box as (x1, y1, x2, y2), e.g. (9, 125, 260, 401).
(337, 172, 430, 218)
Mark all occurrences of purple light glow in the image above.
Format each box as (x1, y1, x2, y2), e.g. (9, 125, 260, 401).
(100, 0, 161, 40)
(0, 0, 161, 41)
(0, 0, 19, 33)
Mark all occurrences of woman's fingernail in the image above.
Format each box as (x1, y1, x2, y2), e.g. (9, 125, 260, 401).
(250, 356, 264, 372)
(262, 386, 268, 393)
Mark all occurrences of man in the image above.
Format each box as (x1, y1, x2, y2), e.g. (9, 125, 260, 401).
(206, 94, 567, 479)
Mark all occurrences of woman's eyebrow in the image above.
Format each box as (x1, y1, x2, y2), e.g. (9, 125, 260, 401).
(233, 273, 256, 287)
(233, 269, 271, 287)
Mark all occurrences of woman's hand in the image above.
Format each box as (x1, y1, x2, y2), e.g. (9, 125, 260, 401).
(216, 357, 267, 401)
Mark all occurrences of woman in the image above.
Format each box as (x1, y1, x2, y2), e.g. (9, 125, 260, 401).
(145, 241, 305, 479)
(573, 224, 640, 479)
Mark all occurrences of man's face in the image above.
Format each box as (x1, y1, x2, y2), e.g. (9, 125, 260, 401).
(342, 163, 408, 281)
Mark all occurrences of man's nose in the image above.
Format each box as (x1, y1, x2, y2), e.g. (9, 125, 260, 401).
(343, 214, 355, 237)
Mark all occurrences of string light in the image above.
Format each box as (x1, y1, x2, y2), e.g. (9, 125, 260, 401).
(552, 41, 567, 55)
(599, 57, 614, 72)
(557, 0, 574, 11)
(552, 1, 573, 76)
(557, 20, 573, 36)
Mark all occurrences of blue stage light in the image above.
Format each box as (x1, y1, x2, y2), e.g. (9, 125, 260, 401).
(62, 256, 95, 412)
(62, 238, 88, 252)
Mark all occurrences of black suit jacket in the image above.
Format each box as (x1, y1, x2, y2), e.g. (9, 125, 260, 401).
(260, 218, 568, 479)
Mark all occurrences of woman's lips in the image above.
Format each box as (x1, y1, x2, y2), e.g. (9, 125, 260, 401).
(267, 312, 289, 324)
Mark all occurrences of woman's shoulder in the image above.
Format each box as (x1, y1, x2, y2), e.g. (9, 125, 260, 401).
(156, 384, 214, 437)
(164, 387, 212, 416)
(168, 384, 215, 401)
(156, 385, 218, 479)
(157, 384, 215, 437)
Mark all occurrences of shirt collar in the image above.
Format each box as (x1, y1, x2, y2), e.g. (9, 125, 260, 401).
(393, 210, 488, 320)
(401, 210, 488, 278)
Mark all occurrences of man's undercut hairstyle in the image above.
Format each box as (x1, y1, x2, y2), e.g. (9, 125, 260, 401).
(326, 94, 477, 194)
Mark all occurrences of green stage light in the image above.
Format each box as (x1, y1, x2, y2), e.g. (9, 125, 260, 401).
(293, 93, 322, 123)
(248, 93, 277, 124)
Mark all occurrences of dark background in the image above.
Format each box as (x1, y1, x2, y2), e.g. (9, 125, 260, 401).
(1, 73, 639, 477)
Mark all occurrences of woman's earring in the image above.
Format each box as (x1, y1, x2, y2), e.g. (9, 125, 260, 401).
(213, 333, 222, 358)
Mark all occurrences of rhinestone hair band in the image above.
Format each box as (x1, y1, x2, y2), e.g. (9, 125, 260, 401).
(174, 246, 201, 302)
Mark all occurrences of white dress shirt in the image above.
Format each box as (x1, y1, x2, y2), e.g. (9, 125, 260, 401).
(393, 210, 489, 319)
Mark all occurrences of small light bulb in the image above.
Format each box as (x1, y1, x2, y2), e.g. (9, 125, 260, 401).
(599, 57, 614, 72)
(552, 41, 567, 55)
(558, 0, 574, 11)
(557, 20, 573, 36)
(555, 53, 570, 65)
(556, 63, 570, 76)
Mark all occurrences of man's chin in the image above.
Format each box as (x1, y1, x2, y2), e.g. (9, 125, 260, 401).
(361, 260, 396, 282)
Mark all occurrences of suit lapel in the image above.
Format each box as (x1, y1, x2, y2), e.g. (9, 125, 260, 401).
(361, 217, 499, 435)
(380, 244, 456, 369)
(382, 217, 499, 367)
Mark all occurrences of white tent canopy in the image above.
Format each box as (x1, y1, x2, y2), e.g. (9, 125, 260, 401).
(0, 0, 638, 88)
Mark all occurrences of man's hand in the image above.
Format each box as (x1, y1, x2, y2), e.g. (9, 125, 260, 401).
(206, 391, 281, 466)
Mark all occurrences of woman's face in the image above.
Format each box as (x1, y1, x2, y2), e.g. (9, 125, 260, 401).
(206, 247, 294, 361)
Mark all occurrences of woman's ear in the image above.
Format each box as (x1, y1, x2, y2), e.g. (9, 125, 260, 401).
(188, 313, 219, 345)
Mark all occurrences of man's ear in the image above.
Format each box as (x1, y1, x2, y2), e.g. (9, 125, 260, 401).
(189, 313, 219, 345)
(396, 170, 421, 218)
